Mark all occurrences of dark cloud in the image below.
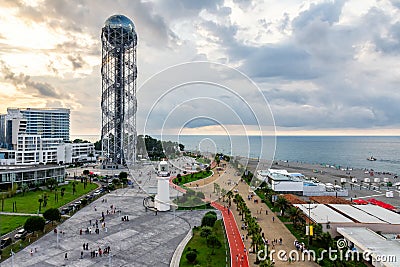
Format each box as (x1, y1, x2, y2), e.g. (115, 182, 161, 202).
(0, 61, 69, 99)
(292, 0, 346, 28)
(11, 0, 178, 48)
(243, 43, 317, 79)
(67, 54, 85, 70)
(154, 0, 224, 19)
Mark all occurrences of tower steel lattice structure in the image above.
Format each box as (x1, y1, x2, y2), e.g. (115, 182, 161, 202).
(101, 15, 137, 166)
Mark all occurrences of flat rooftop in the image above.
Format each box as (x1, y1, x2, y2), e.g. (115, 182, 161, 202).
(354, 204, 400, 224)
(0, 164, 65, 173)
(329, 204, 388, 224)
(337, 227, 400, 267)
(294, 204, 353, 224)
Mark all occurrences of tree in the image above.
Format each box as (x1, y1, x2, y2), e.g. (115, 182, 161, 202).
(119, 172, 128, 184)
(94, 140, 101, 151)
(177, 173, 182, 184)
(60, 187, 65, 198)
(43, 193, 48, 207)
(226, 191, 233, 205)
(288, 206, 303, 227)
(215, 155, 220, 166)
(83, 169, 90, 176)
(43, 208, 61, 225)
(275, 196, 289, 216)
(72, 181, 77, 195)
(201, 213, 217, 227)
(24, 216, 45, 234)
(206, 234, 222, 255)
(21, 183, 29, 196)
(46, 178, 57, 191)
(221, 188, 227, 201)
(38, 197, 43, 212)
(213, 183, 220, 195)
(200, 226, 213, 238)
(1, 193, 5, 211)
(185, 250, 197, 263)
(178, 143, 185, 151)
(112, 178, 120, 185)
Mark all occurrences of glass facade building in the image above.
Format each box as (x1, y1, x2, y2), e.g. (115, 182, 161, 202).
(10, 108, 70, 141)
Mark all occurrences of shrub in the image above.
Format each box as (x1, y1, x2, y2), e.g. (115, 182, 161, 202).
(185, 250, 197, 263)
(200, 226, 213, 238)
(201, 213, 217, 227)
(205, 211, 217, 216)
(43, 208, 61, 225)
(24, 216, 45, 234)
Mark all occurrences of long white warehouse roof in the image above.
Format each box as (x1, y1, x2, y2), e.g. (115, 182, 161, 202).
(294, 204, 353, 223)
(329, 204, 387, 224)
(354, 204, 400, 224)
(337, 227, 400, 267)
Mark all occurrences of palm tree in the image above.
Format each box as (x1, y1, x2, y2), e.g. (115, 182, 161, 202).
(288, 206, 303, 226)
(38, 198, 43, 212)
(226, 191, 233, 206)
(72, 181, 77, 195)
(221, 188, 227, 201)
(21, 183, 29, 196)
(275, 196, 289, 216)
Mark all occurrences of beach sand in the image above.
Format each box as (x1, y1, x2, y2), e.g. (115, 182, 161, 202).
(237, 157, 400, 209)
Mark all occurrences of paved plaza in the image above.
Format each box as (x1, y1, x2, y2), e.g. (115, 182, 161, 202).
(1, 187, 209, 267)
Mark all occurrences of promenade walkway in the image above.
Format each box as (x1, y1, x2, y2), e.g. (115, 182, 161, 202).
(0, 212, 42, 216)
(230, 181, 319, 267)
(1, 188, 208, 267)
(211, 202, 249, 267)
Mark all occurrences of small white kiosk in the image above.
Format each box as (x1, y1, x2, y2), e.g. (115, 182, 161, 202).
(155, 160, 171, 211)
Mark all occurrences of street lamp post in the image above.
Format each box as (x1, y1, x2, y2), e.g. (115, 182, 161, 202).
(306, 202, 317, 249)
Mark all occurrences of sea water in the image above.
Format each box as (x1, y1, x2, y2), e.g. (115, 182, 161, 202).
(72, 135, 400, 174)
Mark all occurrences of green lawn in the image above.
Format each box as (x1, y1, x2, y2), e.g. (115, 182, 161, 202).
(0, 215, 31, 235)
(0, 182, 98, 214)
(196, 157, 211, 165)
(0, 220, 61, 262)
(180, 220, 228, 267)
(175, 170, 213, 186)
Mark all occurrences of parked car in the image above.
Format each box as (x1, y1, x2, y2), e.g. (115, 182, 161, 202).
(14, 229, 27, 239)
(0, 237, 12, 248)
(60, 207, 70, 215)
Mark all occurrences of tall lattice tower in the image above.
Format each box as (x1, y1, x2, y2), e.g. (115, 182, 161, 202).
(101, 14, 137, 167)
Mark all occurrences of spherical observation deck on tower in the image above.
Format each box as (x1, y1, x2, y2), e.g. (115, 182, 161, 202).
(103, 14, 136, 46)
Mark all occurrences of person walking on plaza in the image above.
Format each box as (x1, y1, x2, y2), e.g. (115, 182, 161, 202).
(65, 252, 68, 260)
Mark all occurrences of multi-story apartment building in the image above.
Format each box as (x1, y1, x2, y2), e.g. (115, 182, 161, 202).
(13, 108, 70, 141)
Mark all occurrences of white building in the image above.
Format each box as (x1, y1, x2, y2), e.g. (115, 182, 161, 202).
(0, 134, 95, 165)
(294, 204, 400, 236)
(256, 169, 348, 196)
(0, 165, 65, 190)
(0, 108, 70, 149)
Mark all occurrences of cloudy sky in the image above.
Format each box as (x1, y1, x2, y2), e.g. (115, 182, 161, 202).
(0, 0, 400, 137)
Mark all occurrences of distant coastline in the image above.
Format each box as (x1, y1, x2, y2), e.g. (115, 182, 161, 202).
(72, 135, 400, 174)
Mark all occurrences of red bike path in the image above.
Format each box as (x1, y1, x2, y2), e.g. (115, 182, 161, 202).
(211, 202, 249, 267)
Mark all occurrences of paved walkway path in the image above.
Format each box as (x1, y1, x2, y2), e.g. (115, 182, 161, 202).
(0, 212, 42, 216)
(1, 188, 208, 267)
(229, 181, 319, 267)
(211, 202, 249, 267)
